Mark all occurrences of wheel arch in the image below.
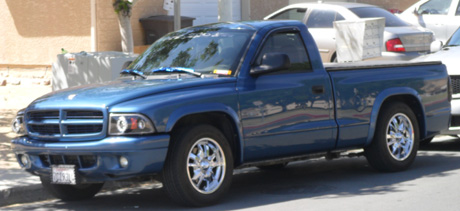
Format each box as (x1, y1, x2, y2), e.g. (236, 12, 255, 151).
(365, 88, 426, 146)
(165, 104, 244, 166)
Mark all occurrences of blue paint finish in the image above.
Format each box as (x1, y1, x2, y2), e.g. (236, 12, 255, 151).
(365, 87, 423, 146)
(12, 135, 169, 181)
(328, 63, 451, 148)
(10, 21, 451, 183)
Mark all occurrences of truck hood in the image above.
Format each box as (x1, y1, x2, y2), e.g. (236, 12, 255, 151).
(413, 46, 460, 75)
(28, 77, 236, 110)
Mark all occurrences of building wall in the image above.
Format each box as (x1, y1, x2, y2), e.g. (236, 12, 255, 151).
(96, 0, 166, 52)
(355, 0, 418, 11)
(0, 0, 92, 66)
(249, 0, 289, 20)
(0, 0, 421, 66)
(0, 0, 165, 66)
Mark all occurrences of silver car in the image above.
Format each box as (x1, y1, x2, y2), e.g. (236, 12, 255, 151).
(413, 27, 460, 140)
(398, 0, 460, 43)
(264, 2, 434, 63)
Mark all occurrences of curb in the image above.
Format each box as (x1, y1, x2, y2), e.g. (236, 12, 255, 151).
(1, 184, 51, 207)
(0, 177, 157, 207)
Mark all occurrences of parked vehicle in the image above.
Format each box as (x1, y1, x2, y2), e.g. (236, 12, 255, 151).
(398, 0, 460, 43)
(11, 20, 450, 206)
(264, 2, 434, 62)
(413, 26, 460, 141)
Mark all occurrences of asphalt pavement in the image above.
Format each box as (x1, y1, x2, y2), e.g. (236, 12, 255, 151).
(1, 136, 460, 210)
(2, 136, 460, 209)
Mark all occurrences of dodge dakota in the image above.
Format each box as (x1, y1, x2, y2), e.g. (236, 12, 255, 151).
(11, 20, 451, 206)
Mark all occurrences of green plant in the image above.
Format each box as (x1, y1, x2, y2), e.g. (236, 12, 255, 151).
(113, 0, 132, 17)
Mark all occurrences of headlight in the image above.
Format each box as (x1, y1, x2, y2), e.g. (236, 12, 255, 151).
(109, 113, 155, 135)
(11, 110, 26, 135)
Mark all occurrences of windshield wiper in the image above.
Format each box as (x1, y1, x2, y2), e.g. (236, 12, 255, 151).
(150, 67, 202, 78)
(121, 69, 146, 79)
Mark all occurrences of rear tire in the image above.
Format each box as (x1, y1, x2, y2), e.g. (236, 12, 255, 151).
(364, 102, 419, 172)
(162, 124, 233, 207)
(40, 176, 103, 201)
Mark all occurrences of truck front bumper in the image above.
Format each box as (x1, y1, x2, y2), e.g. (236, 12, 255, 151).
(11, 134, 170, 183)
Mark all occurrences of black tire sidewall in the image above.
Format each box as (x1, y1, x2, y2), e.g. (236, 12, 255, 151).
(366, 102, 419, 172)
(164, 124, 233, 206)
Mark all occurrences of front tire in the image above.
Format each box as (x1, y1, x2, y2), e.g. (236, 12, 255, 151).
(364, 102, 419, 172)
(162, 124, 233, 207)
(40, 176, 104, 201)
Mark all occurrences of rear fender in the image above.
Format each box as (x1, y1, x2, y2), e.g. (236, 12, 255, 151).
(365, 87, 425, 146)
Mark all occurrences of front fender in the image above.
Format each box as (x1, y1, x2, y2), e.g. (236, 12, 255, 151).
(365, 87, 425, 146)
(165, 103, 245, 163)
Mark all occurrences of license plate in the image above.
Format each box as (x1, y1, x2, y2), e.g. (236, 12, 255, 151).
(51, 165, 77, 185)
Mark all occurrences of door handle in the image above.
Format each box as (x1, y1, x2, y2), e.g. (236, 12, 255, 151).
(312, 85, 325, 94)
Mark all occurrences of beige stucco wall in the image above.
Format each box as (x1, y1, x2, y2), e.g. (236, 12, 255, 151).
(0, 0, 92, 66)
(355, 0, 418, 11)
(96, 0, 166, 51)
(0, 0, 165, 66)
(249, 0, 289, 20)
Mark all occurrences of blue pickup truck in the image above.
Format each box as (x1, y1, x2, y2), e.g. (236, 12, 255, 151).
(11, 20, 451, 206)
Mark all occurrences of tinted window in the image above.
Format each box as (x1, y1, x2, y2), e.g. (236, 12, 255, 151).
(271, 8, 307, 21)
(350, 7, 409, 27)
(128, 25, 255, 76)
(447, 27, 460, 46)
(256, 32, 311, 72)
(418, 0, 452, 15)
(456, 2, 460, 16)
(306, 9, 343, 28)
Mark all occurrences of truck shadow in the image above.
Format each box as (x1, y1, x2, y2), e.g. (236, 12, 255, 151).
(12, 145, 460, 210)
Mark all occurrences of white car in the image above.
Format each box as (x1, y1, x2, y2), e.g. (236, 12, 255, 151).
(398, 0, 460, 43)
(265, 2, 434, 63)
(413, 26, 460, 139)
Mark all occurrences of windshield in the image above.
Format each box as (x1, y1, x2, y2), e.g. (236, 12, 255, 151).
(127, 24, 255, 77)
(446, 27, 460, 46)
(350, 7, 410, 27)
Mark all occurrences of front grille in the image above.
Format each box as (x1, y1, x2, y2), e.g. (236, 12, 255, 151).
(29, 111, 59, 120)
(67, 125, 103, 134)
(26, 110, 104, 139)
(450, 76, 460, 95)
(39, 154, 97, 169)
(29, 125, 60, 135)
(66, 111, 103, 119)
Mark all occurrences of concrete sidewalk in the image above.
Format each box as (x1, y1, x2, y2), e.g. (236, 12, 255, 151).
(0, 78, 53, 206)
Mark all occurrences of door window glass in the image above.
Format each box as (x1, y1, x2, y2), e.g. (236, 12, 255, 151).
(456, 2, 460, 16)
(256, 32, 312, 73)
(271, 8, 307, 21)
(418, 0, 452, 15)
(306, 9, 343, 28)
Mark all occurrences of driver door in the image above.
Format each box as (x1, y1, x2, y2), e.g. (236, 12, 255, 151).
(238, 30, 336, 162)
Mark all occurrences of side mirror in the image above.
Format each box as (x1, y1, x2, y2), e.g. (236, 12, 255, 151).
(250, 53, 291, 76)
(430, 40, 443, 52)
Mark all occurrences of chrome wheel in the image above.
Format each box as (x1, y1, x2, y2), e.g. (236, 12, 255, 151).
(187, 138, 226, 194)
(386, 113, 414, 161)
